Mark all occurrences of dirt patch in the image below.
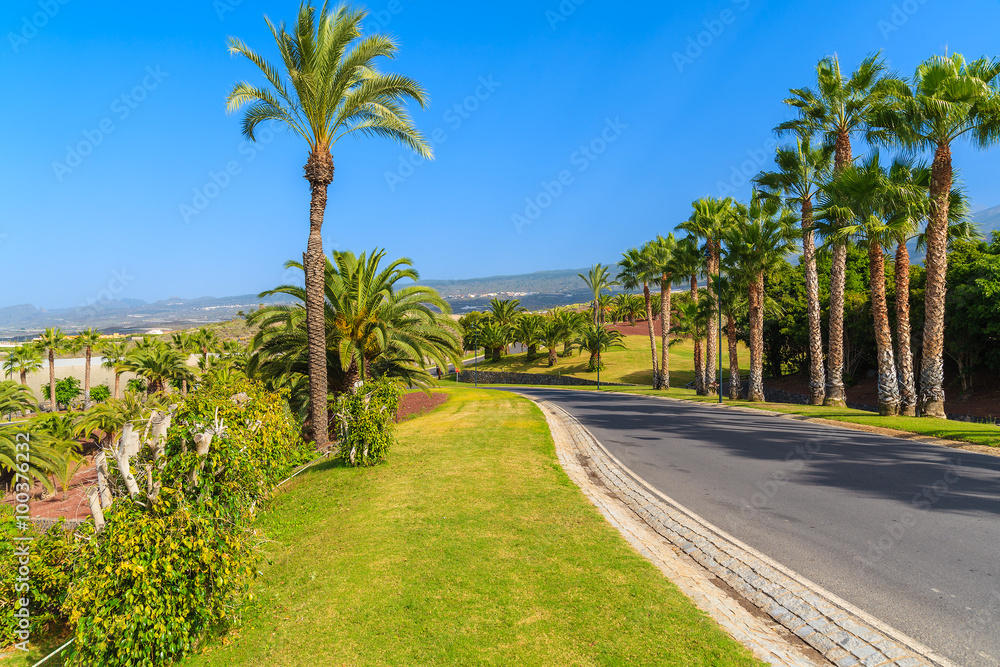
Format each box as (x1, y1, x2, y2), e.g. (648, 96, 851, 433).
(396, 392, 449, 422)
(3, 454, 99, 522)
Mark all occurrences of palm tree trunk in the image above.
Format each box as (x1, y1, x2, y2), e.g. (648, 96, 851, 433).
(895, 241, 916, 416)
(114, 372, 121, 400)
(705, 243, 718, 395)
(748, 274, 765, 402)
(690, 274, 704, 394)
(642, 283, 659, 388)
(801, 199, 825, 405)
(825, 241, 848, 406)
(727, 313, 741, 400)
(20, 370, 27, 386)
(659, 276, 672, 390)
(548, 347, 557, 367)
(527, 344, 537, 361)
(48, 349, 56, 411)
(84, 347, 92, 409)
(869, 242, 900, 416)
(919, 142, 953, 418)
(304, 149, 334, 446)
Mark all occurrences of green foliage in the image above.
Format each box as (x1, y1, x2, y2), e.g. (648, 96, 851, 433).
(90, 383, 111, 404)
(126, 377, 147, 394)
(333, 377, 400, 467)
(62, 378, 312, 666)
(40, 376, 82, 408)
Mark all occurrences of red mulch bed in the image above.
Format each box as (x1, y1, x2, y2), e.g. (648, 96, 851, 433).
(3, 453, 99, 522)
(396, 392, 449, 422)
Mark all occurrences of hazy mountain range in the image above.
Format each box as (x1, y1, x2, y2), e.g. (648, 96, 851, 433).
(3, 207, 997, 337)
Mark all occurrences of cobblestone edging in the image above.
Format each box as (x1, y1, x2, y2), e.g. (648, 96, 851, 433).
(535, 398, 957, 667)
(456, 370, 634, 387)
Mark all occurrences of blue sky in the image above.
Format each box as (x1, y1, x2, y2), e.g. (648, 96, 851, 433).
(3, 0, 999, 309)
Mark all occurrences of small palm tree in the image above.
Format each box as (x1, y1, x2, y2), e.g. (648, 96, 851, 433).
(100, 340, 130, 399)
(756, 132, 833, 405)
(171, 332, 197, 395)
(73, 328, 102, 409)
(779, 52, 889, 407)
(478, 321, 511, 363)
(3, 345, 42, 386)
(725, 195, 798, 402)
(578, 264, 618, 325)
(227, 2, 433, 446)
(37, 328, 66, 411)
(541, 318, 568, 367)
(869, 53, 1000, 417)
(0, 380, 36, 419)
(33, 413, 88, 501)
(573, 325, 625, 372)
(124, 347, 193, 395)
(513, 313, 546, 361)
(192, 328, 218, 368)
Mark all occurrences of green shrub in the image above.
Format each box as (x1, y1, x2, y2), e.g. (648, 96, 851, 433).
(125, 378, 147, 394)
(333, 377, 401, 467)
(62, 377, 312, 666)
(39, 377, 82, 407)
(89, 384, 111, 403)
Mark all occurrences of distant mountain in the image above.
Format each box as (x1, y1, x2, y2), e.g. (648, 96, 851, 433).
(420, 267, 600, 299)
(973, 205, 1000, 235)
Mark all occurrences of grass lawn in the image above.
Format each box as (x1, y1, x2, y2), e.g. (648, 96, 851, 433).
(472, 336, 750, 387)
(180, 388, 763, 667)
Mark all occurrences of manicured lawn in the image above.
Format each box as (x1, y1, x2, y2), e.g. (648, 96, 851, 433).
(183, 388, 764, 667)
(472, 336, 750, 386)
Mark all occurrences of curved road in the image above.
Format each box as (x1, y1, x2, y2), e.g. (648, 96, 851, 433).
(505, 388, 1000, 667)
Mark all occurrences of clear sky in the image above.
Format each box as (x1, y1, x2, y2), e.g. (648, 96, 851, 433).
(3, 0, 999, 309)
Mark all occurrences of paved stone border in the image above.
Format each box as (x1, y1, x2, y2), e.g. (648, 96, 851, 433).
(530, 396, 958, 667)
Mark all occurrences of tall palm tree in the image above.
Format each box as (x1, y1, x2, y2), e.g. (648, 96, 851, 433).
(673, 236, 706, 394)
(680, 197, 734, 395)
(100, 340, 130, 399)
(755, 133, 834, 405)
(37, 328, 66, 411)
(227, 2, 433, 446)
(820, 154, 927, 415)
(869, 53, 1000, 417)
(649, 234, 679, 390)
(779, 52, 889, 406)
(725, 195, 798, 402)
(3, 345, 42, 386)
(713, 274, 745, 400)
(619, 247, 660, 388)
(73, 328, 102, 409)
(578, 264, 618, 325)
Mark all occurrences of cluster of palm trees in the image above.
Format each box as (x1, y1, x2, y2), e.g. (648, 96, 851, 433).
(618, 51, 1000, 418)
(460, 296, 625, 372)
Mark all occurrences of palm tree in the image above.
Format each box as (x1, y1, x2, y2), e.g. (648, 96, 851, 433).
(478, 321, 510, 363)
(868, 53, 1000, 417)
(725, 195, 798, 402)
(37, 328, 66, 411)
(73, 328, 102, 409)
(513, 314, 546, 362)
(680, 197, 735, 395)
(0, 380, 36, 420)
(124, 347, 193, 395)
(170, 332, 196, 395)
(3, 345, 42, 386)
(649, 234, 679, 390)
(755, 133, 834, 405)
(227, 3, 433, 446)
(249, 251, 461, 419)
(552, 308, 585, 358)
(33, 413, 88, 501)
(191, 327, 218, 369)
(619, 247, 660, 388)
(673, 236, 706, 394)
(713, 274, 745, 400)
(488, 298, 525, 353)
(541, 318, 568, 367)
(100, 340, 130, 399)
(779, 52, 889, 407)
(578, 264, 618, 325)
(573, 324, 625, 372)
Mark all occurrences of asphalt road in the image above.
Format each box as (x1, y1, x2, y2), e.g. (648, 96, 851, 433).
(506, 388, 1000, 667)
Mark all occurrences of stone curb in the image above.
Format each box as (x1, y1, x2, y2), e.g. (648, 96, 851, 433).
(531, 396, 958, 667)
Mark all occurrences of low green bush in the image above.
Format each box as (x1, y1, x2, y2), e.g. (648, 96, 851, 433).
(333, 377, 400, 467)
